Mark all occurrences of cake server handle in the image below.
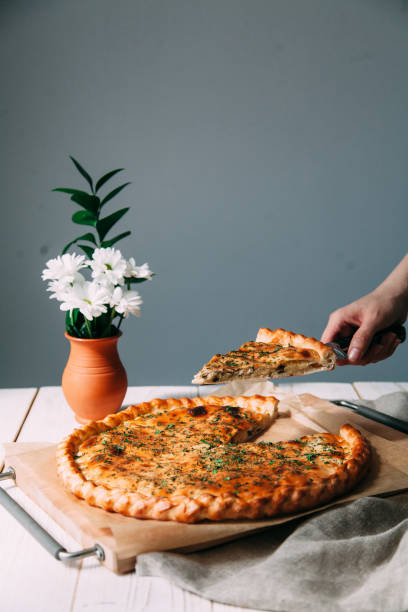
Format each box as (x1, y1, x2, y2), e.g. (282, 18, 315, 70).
(331, 400, 408, 434)
(326, 323, 406, 361)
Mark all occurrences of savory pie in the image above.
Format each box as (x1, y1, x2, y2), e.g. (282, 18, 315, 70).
(56, 395, 370, 523)
(192, 328, 336, 384)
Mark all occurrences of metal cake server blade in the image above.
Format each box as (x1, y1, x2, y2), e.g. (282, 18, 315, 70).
(325, 342, 348, 360)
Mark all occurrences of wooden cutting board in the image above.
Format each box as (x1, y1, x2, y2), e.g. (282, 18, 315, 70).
(3, 394, 408, 574)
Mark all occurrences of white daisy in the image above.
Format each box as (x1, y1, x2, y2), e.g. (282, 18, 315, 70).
(110, 287, 142, 317)
(125, 257, 153, 280)
(89, 247, 127, 286)
(46, 275, 86, 301)
(41, 253, 87, 285)
(59, 281, 110, 320)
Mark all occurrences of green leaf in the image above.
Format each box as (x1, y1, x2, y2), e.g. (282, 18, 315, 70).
(101, 182, 131, 206)
(101, 231, 131, 248)
(65, 308, 85, 337)
(96, 207, 129, 242)
(70, 192, 100, 213)
(92, 310, 114, 338)
(70, 156, 94, 193)
(62, 233, 96, 255)
(72, 308, 83, 327)
(53, 188, 84, 195)
(66, 324, 78, 337)
(79, 320, 91, 338)
(125, 277, 149, 284)
(65, 310, 73, 328)
(95, 169, 124, 193)
(72, 210, 97, 227)
(78, 244, 95, 259)
(53, 188, 99, 213)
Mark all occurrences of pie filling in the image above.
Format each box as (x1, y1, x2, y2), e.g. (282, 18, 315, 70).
(75, 403, 357, 502)
(193, 342, 330, 383)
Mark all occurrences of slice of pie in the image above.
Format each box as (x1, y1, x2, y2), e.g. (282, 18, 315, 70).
(192, 328, 336, 384)
(56, 395, 370, 523)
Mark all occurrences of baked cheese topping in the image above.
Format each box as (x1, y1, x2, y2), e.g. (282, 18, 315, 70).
(192, 328, 337, 384)
(193, 342, 324, 383)
(75, 403, 356, 501)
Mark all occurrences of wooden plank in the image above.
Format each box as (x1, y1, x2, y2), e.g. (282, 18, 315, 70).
(352, 382, 403, 400)
(0, 388, 38, 443)
(72, 567, 215, 612)
(0, 387, 79, 610)
(279, 381, 359, 400)
(0, 480, 80, 612)
(16, 386, 78, 443)
(18, 386, 198, 444)
(74, 563, 257, 612)
(0, 387, 38, 470)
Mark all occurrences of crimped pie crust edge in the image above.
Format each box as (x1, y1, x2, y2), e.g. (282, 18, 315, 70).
(56, 395, 370, 523)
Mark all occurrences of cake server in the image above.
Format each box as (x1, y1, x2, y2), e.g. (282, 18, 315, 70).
(331, 399, 408, 434)
(325, 323, 406, 360)
(193, 323, 406, 385)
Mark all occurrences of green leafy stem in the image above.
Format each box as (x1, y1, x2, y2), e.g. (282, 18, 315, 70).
(53, 157, 150, 339)
(53, 156, 132, 258)
(65, 307, 123, 340)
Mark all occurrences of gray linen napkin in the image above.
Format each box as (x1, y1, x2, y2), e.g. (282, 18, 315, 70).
(137, 392, 408, 612)
(355, 391, 408, 420)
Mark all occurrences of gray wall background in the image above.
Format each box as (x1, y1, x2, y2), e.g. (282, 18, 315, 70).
(1, 0, 407, 388)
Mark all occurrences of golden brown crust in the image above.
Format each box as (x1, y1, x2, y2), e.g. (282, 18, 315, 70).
(192, 328, 336, 384)
(57, 395, 370, 523)
(256, 328, 336, 367)
(57, 396, 278, 522)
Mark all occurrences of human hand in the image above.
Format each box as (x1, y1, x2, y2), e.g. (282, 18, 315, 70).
(321, 289, 407, 365)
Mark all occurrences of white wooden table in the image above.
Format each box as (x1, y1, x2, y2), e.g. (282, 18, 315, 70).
(1, 381, 407, 612)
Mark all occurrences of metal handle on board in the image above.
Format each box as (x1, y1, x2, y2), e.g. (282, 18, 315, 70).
(0, 467, 105, 564)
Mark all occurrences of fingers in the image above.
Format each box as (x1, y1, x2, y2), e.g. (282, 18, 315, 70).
(321, 311, 355, 344)
(335, 357, 348, 367)
(390, 337, 402, 357)
(321, 320, 341, 345)
(347, 324, 378, 363)
(321, 309, 359, 366)
(322, 290, 405, 366)
(348, 332, 400, 365)
(362, 333, 400, 364)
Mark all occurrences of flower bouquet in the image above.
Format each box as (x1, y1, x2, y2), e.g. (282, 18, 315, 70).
(42, 157, 153, 339)
(42, 157, 153, 422)
(42, 249, 152, 339)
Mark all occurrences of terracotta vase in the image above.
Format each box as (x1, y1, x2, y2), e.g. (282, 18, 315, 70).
(62, 332, 128, 424)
